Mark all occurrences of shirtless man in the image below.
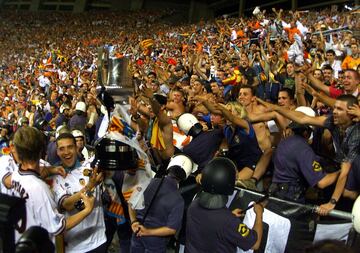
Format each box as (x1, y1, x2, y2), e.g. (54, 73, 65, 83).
(166, 89, 186, 120)
(142, 87, 174, 168)
(187, 78, 212, 116)
(247, 88, 295, 147)
(235, 86, 273, 189)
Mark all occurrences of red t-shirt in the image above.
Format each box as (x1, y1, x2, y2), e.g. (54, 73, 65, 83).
(329, 84, 344, 98)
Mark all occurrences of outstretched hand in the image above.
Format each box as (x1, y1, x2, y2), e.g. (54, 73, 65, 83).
(142, 87, 154, 99)
(87, 167, 104, 190)
(256, 98, 276, 111)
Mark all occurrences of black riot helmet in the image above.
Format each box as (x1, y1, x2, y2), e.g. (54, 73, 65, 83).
(92, 136, 138, 170)
(201, 157, 236, 195)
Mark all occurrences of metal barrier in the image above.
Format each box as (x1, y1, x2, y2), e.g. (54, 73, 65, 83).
(235, 187, 353, 221)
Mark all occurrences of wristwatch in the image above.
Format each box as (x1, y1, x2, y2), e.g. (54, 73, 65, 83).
(329, 198, 337, 205)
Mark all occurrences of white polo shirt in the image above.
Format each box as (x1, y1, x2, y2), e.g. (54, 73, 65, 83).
(52, 159, 106, 253)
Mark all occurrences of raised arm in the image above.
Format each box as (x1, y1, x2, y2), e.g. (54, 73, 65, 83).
(199, 96, 249, 131)
(246, 111, 277, 124)
(257, 98, 327, 127)
(217, 104, 250, 132)
(305, 84, 336, 108)
(306, 72, 331, 95)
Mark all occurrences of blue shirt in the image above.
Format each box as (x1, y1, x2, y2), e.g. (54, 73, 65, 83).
(137, 176, 184, 231)
(55, 113, 67, 128)
(272, 135, 326, 187)
(68, 114, 87, 131)
(182, 129, 223, 171)
(186, 198, 257, 253)
(345, 155, 360, 191)
(224, 122, 262, 169)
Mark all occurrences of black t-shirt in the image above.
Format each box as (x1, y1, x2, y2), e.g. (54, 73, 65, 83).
(239, 66, 257, 86)
(186, 199, 257, 253)
(275, 74, 295, 91)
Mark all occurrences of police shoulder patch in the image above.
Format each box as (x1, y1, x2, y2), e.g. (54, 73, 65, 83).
(238, 223, 250, 237)
(312, 161, 322, 172)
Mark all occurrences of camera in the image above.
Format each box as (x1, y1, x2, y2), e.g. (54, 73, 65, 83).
(0, 194, 54, 253)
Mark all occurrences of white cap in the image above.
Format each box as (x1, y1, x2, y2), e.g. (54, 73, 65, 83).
(55, 125, 68, 139)
(72, 129, 84, 139)
(353, 195, 360, 233)
(4, 97, 9, 101)
(75, 101, 86, 112)
(293, 106, 316, 135)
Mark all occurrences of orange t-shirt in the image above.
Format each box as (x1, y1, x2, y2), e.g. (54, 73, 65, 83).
(284, 27, 301, 43)
(341, 56, 360, 70)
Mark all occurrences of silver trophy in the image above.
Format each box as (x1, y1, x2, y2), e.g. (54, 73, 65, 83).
(97, 46, 133, 104)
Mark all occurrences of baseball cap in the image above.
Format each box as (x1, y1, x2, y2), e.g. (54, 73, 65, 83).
(59, 104, 70, 114)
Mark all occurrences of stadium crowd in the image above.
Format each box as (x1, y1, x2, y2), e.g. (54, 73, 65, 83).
(0, 4, 359, 253)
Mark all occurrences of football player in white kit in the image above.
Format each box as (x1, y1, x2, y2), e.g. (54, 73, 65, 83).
(0, 135, 66, 195)
(52, 132, 107, 253)
(7, 127, 95, 242)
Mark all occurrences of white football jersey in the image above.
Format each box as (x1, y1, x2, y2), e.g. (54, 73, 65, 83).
(52, 159, 106, 253)
(11, 168, 66, 242)
(0, 156, 51, 195)
(0, 155, 18, 195)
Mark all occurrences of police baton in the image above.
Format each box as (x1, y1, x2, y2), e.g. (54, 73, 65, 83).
(240, 194, 269, 214)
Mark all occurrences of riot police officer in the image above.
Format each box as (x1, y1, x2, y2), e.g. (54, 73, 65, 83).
(129, 154, 197, 253)
(270, 107, 339, 203)
(185, 157, 264, 252)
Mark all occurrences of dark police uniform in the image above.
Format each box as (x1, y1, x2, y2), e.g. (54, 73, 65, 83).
(271, 135, 327, 203)
(185, 198, 257, 253)
(182, 128, 223, 171)
(55, 113, 68, 128)
(224, 122, 262, 170)
(131, 176, 184, 253)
